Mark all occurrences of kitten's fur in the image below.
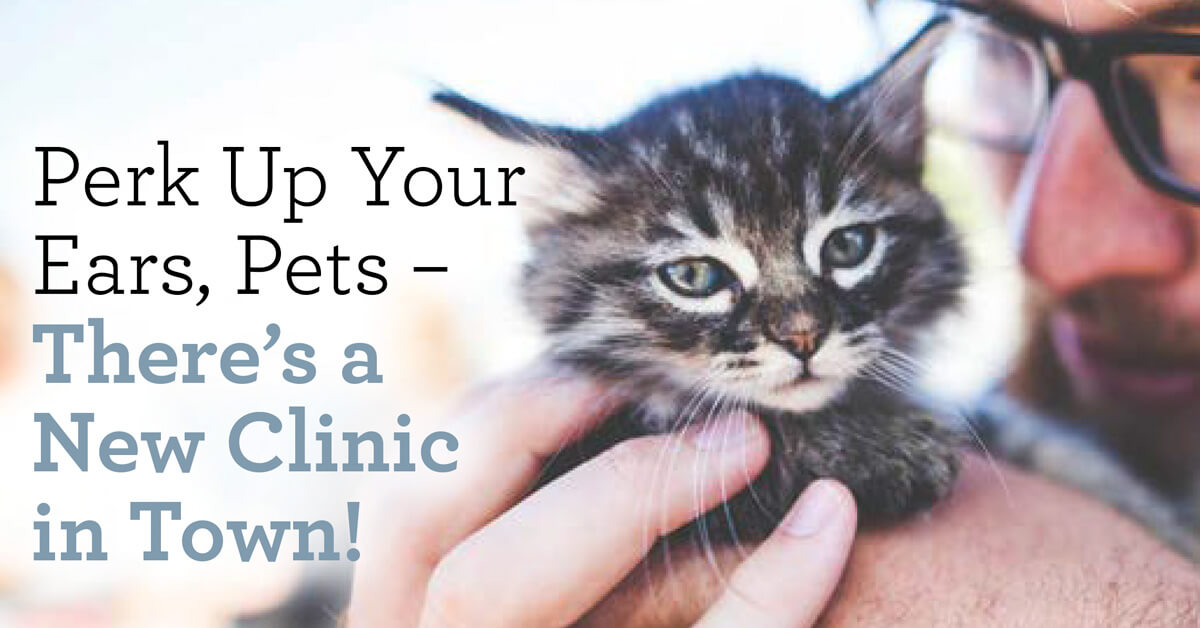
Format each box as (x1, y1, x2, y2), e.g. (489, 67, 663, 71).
(436, 62, 965, 537)
(436, 58, 1199, 557)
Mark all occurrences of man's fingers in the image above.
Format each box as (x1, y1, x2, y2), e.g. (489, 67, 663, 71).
(418, 412, 772, 628)
(696, 479, 857, 628)
(348, 375, 617, 627)
(413, 376, 621, 550)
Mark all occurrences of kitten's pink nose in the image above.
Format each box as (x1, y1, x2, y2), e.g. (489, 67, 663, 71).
(786, 313, 825, 360)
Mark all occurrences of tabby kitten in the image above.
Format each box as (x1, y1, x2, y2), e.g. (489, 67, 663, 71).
(435, 54, 970, 539)
(434, 58, 1200, 560)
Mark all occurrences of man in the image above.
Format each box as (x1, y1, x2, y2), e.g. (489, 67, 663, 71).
(348, 0, 1200, 624)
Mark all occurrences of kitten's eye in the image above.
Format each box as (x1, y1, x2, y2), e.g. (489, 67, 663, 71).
(821, 224, 877, 270)
(657, 258, 734, 297)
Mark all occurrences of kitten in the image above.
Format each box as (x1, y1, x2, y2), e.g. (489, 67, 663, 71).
(434, 52, 967, 539)
(434, 58, 1200, 557)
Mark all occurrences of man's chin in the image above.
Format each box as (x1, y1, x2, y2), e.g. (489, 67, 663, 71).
(1049, 312, 1200, 419)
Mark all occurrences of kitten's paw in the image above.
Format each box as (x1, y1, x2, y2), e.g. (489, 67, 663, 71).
(834, 421, 961, 523)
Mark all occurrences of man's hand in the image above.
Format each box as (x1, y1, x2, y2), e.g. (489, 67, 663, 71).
(346, 374, 860, 627)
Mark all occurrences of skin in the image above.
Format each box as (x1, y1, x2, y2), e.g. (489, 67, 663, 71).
(347, 0, 1200, 624)
(999, 0, 1200, 493)
(346, 376, 858, 627)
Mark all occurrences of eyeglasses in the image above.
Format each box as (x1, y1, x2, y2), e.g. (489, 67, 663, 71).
(876, 0, 1200, 204)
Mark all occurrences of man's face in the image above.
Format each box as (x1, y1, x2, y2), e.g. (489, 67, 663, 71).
(988, 0, 1200, 423)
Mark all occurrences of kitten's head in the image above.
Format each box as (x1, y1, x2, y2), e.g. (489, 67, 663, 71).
(437, 67, 965, 415)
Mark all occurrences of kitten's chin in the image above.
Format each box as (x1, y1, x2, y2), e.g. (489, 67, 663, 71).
(734, 377, 849, 414)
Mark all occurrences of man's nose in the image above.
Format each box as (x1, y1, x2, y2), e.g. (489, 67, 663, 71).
(1017, 82, 1193, 297)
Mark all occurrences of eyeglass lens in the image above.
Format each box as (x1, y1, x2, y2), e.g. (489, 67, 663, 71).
(1112, 54, 1200, 192)
(923, 17, 1047, 151)
(878, 0, 1200, 199)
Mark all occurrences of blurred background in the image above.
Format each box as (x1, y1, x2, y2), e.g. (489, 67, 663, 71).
(0, 0, 1022, 625)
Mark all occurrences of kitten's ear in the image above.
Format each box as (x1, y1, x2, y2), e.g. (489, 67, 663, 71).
(432, 91, 605, 161)
(836, 29, 943, 177)
(432, 90, 605, 227)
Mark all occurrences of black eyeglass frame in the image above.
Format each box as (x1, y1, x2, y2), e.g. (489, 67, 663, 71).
(900, 0, 1200, 204)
